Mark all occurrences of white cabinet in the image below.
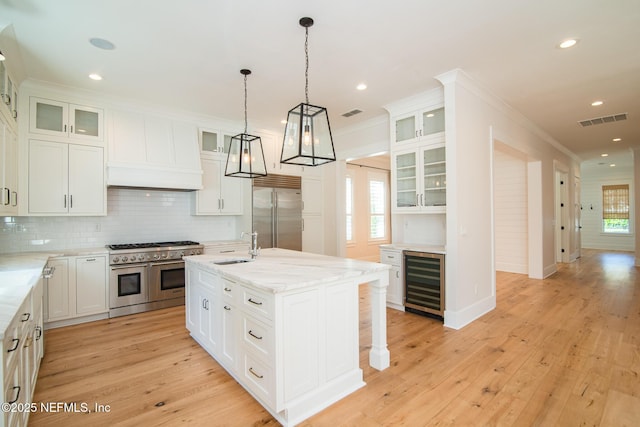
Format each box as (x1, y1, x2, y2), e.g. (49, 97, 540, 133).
(392, 106, 444, 146)
(192, 158, 244, 215)
(392, 140, 445, 213)
(203, 241, 249, 256)
(28, 140, 105, 215)
(0, 117, 18, 215)
(186, 268, 219, 355)
(301, 177, 324, 254)
(45, 255, 108, 325)
(199, 128, 233, 156)
(0, 60, 18, 123)
(380, 248, 404, 310)
(1, 277, 44, 427)
(29, 97, 103, 141)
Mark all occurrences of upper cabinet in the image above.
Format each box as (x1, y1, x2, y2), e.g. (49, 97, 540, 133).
(29, 97, 104, 141)
(0, 116, 18, 215)
(0, 60, 18, 124)
(199, 128, 233, 157)
(393, 106, 445, 145)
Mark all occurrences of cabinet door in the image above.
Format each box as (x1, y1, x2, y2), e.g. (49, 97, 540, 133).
(68, 144, 105, 214)
(421, 144, 446, 209)
(75, 256, 107, 315)
(45, 258, 70, 321)
(194, 158, 222, 214)
(220, 302, 237, 370)
(421, 107, 445, 136)
(220, 171, 243, 214)
(392, 150, 419, 211)
(29, 98, 69, 137)
(393, 112, 418, 144)
(28, 140, 69, 214)
(70, 104, 102, 140)
(302, 215, 324, 254)
(4, 124, 18, 212)
(387, 266, 403, 306)
(302, 178, 322, 215)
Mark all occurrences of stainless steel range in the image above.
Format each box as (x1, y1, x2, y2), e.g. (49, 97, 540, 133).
(107, 241, 203, 317)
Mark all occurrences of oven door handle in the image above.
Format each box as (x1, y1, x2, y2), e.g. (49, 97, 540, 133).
(149, 261, 184, 267)
(110, 263, 149, 270)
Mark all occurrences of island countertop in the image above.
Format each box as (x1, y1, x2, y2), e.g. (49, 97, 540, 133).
(184, 247, 391, 293)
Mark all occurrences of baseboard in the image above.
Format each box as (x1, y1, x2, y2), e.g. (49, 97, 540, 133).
(443, 295, 495, 330)
(543, 263, 557, 278)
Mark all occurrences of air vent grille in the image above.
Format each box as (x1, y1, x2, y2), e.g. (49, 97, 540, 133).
(578, 113, 627, 127)
(342, 109, 362, 118)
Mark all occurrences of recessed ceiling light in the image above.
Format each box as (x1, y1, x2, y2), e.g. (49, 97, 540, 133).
(558, 38, 578, 49)
(89, 73, 103, 81)
(89, 37, 115, 50)
(280, 119, 287, 124)
(591, 100, 604, 106)
(356, 83, 367, 91)
(601, 153, 609, 157)
(610, 164, 616, 167)
(613, 138, 622, 142)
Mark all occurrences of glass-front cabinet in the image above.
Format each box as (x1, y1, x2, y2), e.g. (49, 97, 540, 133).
(29, 97, 103, 141)
(0, 61, 18, 122)
(393, 106, 445, 145)
(199, 129, 233, 156)
(392, 140, 446, 213)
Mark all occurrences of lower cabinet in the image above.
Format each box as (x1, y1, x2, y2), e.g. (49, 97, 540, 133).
(380, 248, 404, 310)
(186, 263, 362, 426)
(45, 255, 108, 326)
(1, 277, 44, 427)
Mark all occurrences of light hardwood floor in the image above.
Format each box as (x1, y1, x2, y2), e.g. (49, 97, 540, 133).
(30, 249, 640, 426)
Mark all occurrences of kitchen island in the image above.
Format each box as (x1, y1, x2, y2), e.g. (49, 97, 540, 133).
(184, 248, 390, 426)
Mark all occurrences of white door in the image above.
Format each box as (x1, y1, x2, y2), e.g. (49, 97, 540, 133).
(28, 140, 68, 214)
(68, 144, 104, 214)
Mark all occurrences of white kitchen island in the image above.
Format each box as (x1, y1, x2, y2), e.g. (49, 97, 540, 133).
(184, 248, 390, 426)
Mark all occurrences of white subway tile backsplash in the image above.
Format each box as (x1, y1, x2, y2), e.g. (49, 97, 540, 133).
(0, 188, 241, 254)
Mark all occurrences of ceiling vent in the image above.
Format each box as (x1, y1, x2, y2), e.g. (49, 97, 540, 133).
(342, 109, 362, 118)
(578, 113, 627, 127)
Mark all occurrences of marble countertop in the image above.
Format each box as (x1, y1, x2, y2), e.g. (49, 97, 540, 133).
(0, 253, 50, 338)
(185, 248, 390, 293)
(379, 243, 446, 254)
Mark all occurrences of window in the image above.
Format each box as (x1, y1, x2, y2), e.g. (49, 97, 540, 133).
(602, 184, 630, 233)
(369, 179, 386, 239)
(346, 175, 353, 242)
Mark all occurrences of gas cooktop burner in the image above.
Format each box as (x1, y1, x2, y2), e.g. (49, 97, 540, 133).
(107, 241, 200, 251)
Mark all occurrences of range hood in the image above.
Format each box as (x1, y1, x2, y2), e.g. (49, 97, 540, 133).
(106, 109, 203, 191)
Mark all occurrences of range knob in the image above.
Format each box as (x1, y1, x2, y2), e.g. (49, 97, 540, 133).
(179, 251, 185, 257)
(153, 254, 160, 260)
(196, 249, 202, 255)
(161, 253, 168, 259)
(130, 255, 137, 262)
(122, 256, 128, 262)
(113, 256, 120, 263)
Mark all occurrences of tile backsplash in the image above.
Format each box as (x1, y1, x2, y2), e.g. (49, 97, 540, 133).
(0, 188, 244, 254)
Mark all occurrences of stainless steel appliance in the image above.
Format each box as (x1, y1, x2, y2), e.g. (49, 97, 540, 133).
(253, 174, 302, 251)
(404, 251, 445, 319)
(107, 241, 203, 317)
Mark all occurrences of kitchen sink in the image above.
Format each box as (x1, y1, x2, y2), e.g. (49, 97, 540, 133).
(213, 258, 253, 265)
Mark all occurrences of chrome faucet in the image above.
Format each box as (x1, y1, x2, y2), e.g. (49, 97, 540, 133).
(241, 231, 260, 259)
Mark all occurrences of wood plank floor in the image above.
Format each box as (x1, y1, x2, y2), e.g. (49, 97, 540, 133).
(29, 249, 640, 426)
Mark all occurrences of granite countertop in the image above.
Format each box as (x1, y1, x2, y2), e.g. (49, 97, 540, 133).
(0, 253, 50, 337)
(379, 243, 446, 254)
(185, 248, 390, 293)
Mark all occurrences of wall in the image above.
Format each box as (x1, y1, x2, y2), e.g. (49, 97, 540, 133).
(493, 145, 528, 274)
(437, 69, 580, 329)
(0, 187, 247, 254)
(580, 162, 634, 251)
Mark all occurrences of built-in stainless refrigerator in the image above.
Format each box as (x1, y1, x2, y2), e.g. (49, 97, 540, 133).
(252, 174, 302, 251)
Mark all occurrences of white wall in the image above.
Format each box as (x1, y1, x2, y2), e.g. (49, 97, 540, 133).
(580, 162, 634, 251)
(437, 69, 580, 329)
(493, 146, 528, 274)
(0, 187, 245, 254)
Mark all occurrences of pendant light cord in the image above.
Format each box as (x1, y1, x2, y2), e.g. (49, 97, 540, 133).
(244, 73, 248, 134)
(305, 25, 309, 105)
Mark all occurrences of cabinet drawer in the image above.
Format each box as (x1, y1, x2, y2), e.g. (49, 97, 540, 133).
(242, 352, 275, 408)
(242, 315, 273, 362)
(380, 250, 402, 267)
(222, 277, 237, 303)
(240, 286, 273, 323)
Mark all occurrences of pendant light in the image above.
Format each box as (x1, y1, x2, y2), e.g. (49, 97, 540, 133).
(280, 17, 336, 167)
(225, 69, 268, 178)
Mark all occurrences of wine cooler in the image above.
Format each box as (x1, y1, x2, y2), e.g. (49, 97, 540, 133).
(404, 251, 445, 318)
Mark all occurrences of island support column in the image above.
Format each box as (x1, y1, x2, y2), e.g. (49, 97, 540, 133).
(367, 271, 390, 370)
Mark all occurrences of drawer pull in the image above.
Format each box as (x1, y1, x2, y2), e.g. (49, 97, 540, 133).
(21, 312, 31, 322)
(7, 338, 19, 352)
(248, 330, 263, 340)
(36, 326, 43, 340)
(8, 386, 20, 404)
(224, 305, 231, 311)
(249, 367, 263, 379)
(248, 298, 262, 306)
(224, 287, 232, 292)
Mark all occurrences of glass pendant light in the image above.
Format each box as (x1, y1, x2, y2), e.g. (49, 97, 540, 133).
(280, 17, 336, 166)
(225, 69, 268, 178)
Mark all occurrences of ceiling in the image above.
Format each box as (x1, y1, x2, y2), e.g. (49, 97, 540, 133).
(1, 0, 638, 166)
